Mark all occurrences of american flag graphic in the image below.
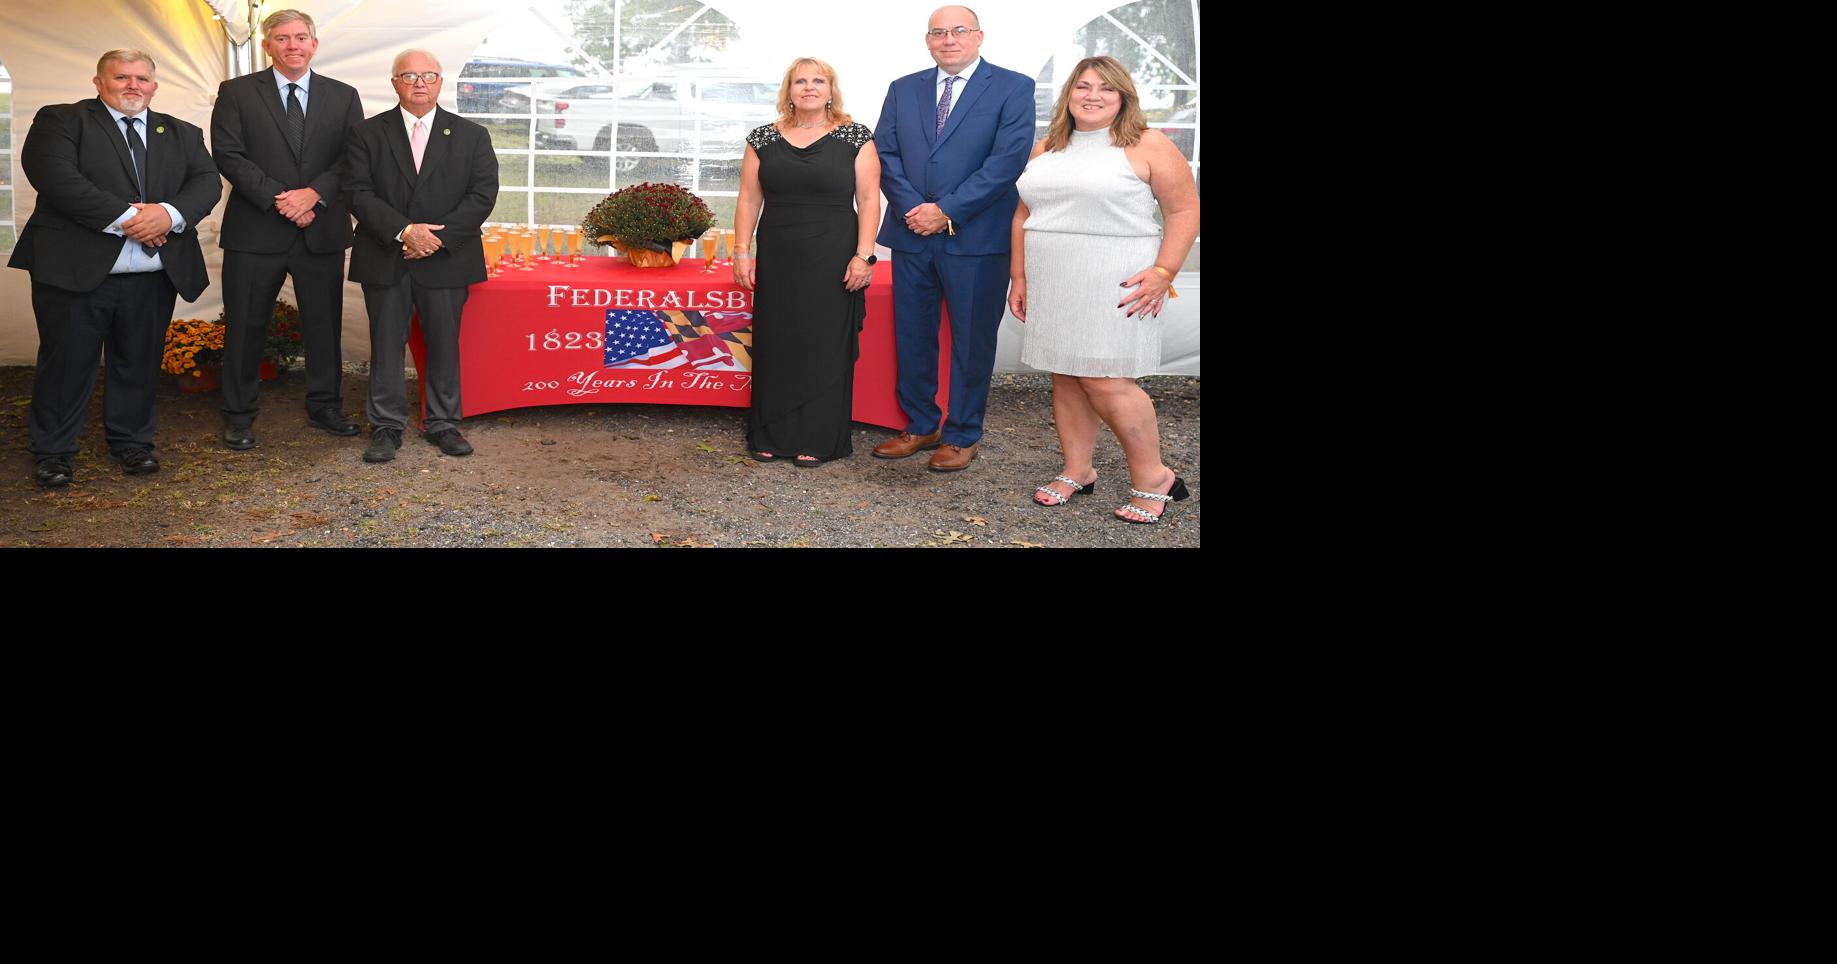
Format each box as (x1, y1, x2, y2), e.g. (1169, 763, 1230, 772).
(604, 309, 754, 371)
(604, 310, 682, 366)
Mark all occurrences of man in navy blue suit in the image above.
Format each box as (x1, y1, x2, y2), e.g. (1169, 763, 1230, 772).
(873, 5, 1035, 470)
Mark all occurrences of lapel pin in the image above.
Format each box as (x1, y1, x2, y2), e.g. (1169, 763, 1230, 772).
(443, 128, 451, 135)
(156, 125, 166, 134)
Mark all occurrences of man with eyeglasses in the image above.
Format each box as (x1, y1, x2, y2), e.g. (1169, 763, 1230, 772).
(344, 50, 499, 463)
(9, 49, 221, 488)
(212, 9, 366, 452)
(872, 6, 1035, 471)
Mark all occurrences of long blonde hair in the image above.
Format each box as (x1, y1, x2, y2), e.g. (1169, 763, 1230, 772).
(1041, 55, 1148, 152)
(775, 57, 854, 129)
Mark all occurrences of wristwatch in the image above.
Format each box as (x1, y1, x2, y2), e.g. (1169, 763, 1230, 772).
(853, 252, 878, 264)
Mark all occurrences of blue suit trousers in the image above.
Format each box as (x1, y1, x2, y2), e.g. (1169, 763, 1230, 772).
(892, 239, 1009, 446)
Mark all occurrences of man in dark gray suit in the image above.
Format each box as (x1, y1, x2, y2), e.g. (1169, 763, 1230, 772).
(212, 8, 365, 450)
(8, 49, 221, 487)
(344, 50, 499, 463)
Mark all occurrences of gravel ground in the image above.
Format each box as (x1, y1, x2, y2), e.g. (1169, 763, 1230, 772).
(1, 366, 1199, 548)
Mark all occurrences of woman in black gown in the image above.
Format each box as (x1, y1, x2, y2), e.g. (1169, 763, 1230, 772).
(732, 57, 881, 465)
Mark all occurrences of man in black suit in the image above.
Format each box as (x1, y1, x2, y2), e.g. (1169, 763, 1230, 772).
(211, 8, 365, 450)
(7, 49, 221, 487)
(345, 49, 498, 463)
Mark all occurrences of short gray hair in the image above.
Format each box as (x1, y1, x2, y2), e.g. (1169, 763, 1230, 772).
(263, 9, 317, 39)
(96, 48, 156, 77)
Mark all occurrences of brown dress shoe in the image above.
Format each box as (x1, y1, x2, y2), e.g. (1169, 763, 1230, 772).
(928, 443, 978, 471)
(872, 429, 942, 459)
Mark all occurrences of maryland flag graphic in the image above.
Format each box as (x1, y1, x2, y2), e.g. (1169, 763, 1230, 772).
(603, 309, 753, 371)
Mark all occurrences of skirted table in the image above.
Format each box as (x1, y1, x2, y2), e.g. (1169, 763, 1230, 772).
(407, 257, 936, 431)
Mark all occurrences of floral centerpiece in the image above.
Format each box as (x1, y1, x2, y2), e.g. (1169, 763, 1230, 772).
(581, 182, 715, 267)
(163, 318, 226, 386)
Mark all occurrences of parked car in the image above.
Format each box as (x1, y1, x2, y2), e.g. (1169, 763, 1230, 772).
(457, 57, 588, 113)
(1157, 98, 1198, 159)
(526, 77, 779, 173)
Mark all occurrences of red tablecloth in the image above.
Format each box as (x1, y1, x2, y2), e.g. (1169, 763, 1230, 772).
(408, 257, 910, 430)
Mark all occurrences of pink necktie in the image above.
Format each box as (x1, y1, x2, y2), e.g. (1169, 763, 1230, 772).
(411, 119, 427, 172)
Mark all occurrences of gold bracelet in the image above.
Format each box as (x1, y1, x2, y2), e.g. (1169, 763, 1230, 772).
(1151, 264, 1178, 298)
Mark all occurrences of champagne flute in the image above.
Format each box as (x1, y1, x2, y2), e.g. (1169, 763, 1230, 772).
(700, 229, 719, 272)
(535, 225, 552, 261)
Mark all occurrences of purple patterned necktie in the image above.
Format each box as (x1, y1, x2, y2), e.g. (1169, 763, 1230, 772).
(936, 75, 957, 137)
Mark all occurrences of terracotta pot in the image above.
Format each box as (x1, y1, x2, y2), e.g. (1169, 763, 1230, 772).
(260, 360, 281, 381)
(176, 364, 222, 393)
(614, 239, 692, 268)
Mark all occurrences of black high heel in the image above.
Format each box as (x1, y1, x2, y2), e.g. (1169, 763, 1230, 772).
(1116, 474, 1188, 524)
(1033, 474, 1097, 507)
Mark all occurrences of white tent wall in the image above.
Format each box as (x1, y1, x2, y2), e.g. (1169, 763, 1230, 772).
(1, 0, 1198, 374)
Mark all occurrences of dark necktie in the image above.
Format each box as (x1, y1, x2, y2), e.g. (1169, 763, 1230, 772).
(285, 83, 305, 158)
(123, 117, 156, 254)
(936, 75, 956, 137)
(123, 116, 148, 199)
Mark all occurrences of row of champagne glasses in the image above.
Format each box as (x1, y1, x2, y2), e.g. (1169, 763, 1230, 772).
(478, 224, 744, 276)
(482, 224, 585, 275)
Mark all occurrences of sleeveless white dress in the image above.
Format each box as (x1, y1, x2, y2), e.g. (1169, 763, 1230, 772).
(1015, 128, 1165, 378)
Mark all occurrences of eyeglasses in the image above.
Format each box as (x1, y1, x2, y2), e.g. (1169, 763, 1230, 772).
(395, 72, 441, 85)
(926, 26, 980, 39)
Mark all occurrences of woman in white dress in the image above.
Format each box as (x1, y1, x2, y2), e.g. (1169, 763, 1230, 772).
(1008, 56, 1200, 523)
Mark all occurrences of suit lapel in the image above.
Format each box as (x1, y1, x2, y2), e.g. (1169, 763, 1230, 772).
(87, 100, 139, 194)
(416, 108, 452, 182)
(255, 68, 295, 150)
(918, 76, 937, 150)
(296, 71, 334, 155)
(385, 110, 419, 183)
(933, 64, 993, 155)
(143, 109, 177, 198)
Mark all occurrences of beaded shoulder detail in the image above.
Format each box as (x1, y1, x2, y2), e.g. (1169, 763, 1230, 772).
(828, 123, 873, 148)
(746, 124, 783, 151)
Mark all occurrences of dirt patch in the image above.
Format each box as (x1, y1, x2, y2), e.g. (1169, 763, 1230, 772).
(0, 366, 1199, 548)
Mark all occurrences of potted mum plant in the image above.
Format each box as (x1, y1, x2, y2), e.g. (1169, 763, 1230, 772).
(163, 317, 226, 392)
(581, 182, 714, 267)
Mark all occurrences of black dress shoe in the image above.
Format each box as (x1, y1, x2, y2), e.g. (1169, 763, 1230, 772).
(307, 408, 361, 436)
(363, 428, 402, 463)
(223, 425, 256, 450)
(34, 457, 73, 488)
(110, 447, 160, 475)
(425, 428, 474, 457)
